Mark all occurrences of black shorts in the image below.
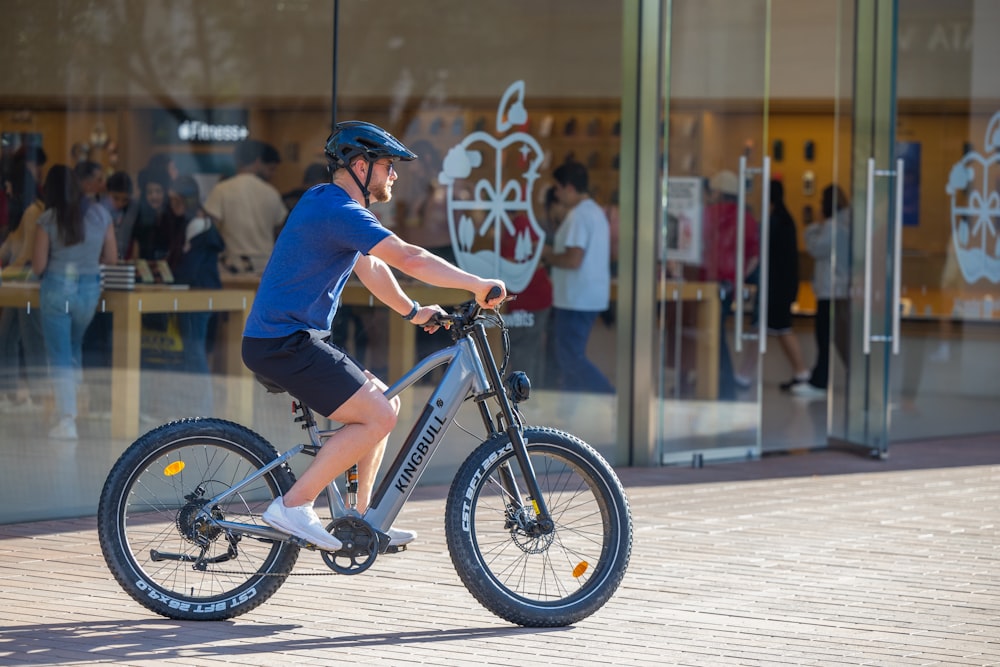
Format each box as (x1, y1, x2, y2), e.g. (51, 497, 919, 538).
(766, 299, 794, 334)
(242, 330, 369, 417)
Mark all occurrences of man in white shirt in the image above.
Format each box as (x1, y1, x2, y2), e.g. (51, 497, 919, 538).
(204, 140, 288, 274)
(542, 162, 614, 394)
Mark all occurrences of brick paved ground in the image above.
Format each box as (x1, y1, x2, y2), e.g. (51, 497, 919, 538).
(1, 437, 998, 666)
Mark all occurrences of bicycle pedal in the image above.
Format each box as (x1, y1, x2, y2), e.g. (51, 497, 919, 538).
(383, 544, 406, 554)
(288, 535, 315, 549)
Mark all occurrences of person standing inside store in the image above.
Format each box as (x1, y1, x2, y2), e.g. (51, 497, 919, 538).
(165, 175, 225, 416)
(130, 165, 172, 262)
(204, 140, 288, 275)
(243, 121, 505, 551)
(700, 170, 760, 400)
(32, 165, 118, 439)
(542, 161, 614, 394)
(0, 145, 48, 413)
(766, 179, 811, 392)
(74, 161, 107, 203)
(501, 187, 555, 388)
(794, 183, 851, 398)
(3, 146, 47, 245)
(104, 171, 139, 260)
(82, 170, 141, 373)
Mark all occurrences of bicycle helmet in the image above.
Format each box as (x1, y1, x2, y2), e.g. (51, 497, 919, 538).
(324, 121, 416, 206)
(324, 121, 417, 167)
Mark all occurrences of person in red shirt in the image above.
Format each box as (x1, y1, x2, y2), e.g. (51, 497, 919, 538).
(700, 170, 760, 399)
(500, 187, 557, 387)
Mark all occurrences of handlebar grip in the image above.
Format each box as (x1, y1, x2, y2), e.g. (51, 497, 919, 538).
(486, 285, 503, 302)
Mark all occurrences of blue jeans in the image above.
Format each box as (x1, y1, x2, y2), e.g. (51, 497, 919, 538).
(40, 273, 102, 419)
(551, 307, 614, 394)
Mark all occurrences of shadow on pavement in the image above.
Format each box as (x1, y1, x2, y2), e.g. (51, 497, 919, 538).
(0, 619, 569, 663)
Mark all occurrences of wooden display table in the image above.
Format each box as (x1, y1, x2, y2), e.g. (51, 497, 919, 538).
(0, 283, 255, 439)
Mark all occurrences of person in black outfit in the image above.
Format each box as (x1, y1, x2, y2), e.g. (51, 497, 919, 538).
(767, 180, 810, 391)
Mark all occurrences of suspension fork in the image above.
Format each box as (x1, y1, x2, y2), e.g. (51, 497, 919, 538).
(476, 399, 525, 518)
(470, 322, 554, 532)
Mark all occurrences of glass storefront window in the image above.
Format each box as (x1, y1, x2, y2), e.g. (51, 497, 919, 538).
(0, 0, 625, 522)
(890, 0, 1000, 441)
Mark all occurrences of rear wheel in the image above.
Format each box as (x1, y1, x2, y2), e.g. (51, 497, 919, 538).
(97, 418, 299, 620)
(446, 427, 632, 627)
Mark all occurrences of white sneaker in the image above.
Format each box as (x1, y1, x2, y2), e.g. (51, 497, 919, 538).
(791, 382, 827, 399)
(388, 526, 417, 547)
(48, 416, 78, 439)
(262, 497, 343, 551)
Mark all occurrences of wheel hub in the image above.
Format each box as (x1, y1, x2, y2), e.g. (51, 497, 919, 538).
(509, 506, 555, 554)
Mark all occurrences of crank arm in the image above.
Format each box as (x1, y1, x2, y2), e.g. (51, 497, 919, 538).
(212, 519, 289, 542)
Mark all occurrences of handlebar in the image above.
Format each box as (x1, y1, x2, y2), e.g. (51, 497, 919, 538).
(428, 285, 514, 332)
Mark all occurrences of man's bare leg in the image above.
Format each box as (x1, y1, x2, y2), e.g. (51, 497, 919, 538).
(282, 376, 398, 508)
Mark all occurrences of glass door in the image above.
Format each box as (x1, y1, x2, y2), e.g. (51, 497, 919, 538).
(655, 0, 771, 464)
(888, 0, 1000, 444)
(835, 0, 1000, 457)
(827, 0, 899, 457)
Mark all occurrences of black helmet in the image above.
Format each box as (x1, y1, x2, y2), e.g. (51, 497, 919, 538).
(324, 121, 417, 170)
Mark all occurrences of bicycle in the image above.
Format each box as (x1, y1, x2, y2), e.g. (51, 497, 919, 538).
(97, 290, 633, 627)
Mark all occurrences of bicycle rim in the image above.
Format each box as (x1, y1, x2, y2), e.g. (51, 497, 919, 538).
(112, 435, 291, 603)
(457, 435, 629, 619)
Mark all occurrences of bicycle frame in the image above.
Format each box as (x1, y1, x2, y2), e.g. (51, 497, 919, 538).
(206, 317, 554, 548)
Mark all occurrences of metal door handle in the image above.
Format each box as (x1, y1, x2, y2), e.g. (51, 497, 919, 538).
(734, 156, 769, 353)
(735, 156, 748, 352)
(864, 158, 875, 355)
(757, 156, 771, 354)
(891, 158, 903, 355)
(864, 157, 904, 356)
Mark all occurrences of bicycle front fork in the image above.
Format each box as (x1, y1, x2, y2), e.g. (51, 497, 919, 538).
(498, 428, 555, 535)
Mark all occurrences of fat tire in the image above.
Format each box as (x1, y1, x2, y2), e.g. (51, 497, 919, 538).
(97, 418, 300, 620)
(446, 427, 632, 627)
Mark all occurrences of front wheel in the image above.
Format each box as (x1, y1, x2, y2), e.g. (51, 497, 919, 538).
(97, 418, 300, 620)
(446, 427, 632, 627)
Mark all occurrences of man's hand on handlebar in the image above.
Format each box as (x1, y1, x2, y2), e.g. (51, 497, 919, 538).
(411, 305, 451, 333)
(476, 280, 507, 310)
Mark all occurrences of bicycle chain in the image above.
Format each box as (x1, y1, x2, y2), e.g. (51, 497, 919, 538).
(207, 566, 338, 577)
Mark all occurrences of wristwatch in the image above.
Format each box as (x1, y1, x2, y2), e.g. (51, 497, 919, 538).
(403, 301, 420, 321)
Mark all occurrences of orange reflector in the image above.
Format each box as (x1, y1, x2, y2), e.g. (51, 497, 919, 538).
(572, 561, 589, 578)
(164, 461, 185, 476)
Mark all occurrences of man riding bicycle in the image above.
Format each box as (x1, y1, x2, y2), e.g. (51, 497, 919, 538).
(242, 121, 506, 551)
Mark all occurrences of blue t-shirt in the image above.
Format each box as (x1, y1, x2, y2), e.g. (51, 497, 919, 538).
(243, 184, 392, 338)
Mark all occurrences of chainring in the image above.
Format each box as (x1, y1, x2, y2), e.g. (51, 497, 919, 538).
(320, 516, 386, 574)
